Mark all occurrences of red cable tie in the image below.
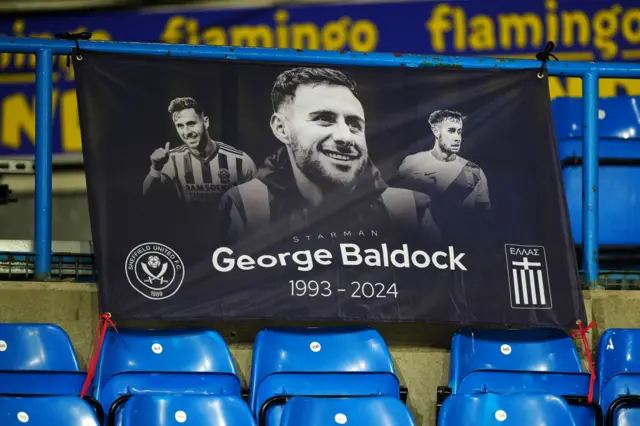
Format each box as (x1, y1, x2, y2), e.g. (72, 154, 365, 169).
(571, 319, 597, 403)
(80, 313, 117, 398)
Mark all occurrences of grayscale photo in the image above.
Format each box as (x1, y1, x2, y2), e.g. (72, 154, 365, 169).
(219, 67, 441, 246)
(397, 109, 491, 212)
(142, 97, 257, 207)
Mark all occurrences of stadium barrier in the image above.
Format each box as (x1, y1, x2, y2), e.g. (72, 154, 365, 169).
(0, 36, 639, 287)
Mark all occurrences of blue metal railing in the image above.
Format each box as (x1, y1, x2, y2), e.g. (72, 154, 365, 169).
(1, 37, 639, 285)
(34, 49, 54, 280)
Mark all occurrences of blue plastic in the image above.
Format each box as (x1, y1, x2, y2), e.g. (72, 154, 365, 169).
(448, 328, 594, 424)
(437, 393, 579, 425)
(449, 328, 587, 392)
(596, 328, 640, 423)
(34, 49, 54, 279)
(0, 396, 100, 426)
(281, 396, 416, 426)
(0, 323, 86, 395)
(553, 97, 640, 141)
(553, 96, 640, 247)
(90, 328, 241, 418)
(612, 408, 640, 426)
(249, 327, 399, 426)
(117, 394, 256, 426)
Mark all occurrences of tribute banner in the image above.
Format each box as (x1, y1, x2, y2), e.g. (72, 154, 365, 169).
(75, 51, 586, 327)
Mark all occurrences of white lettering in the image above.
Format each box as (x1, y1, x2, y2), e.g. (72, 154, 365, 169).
(257, 255, 278, 268)
(432, 251, 448, 269)
(449, 246, 467, 271)
(237, 255, 255, 270)
(315, 249, 333, 266)
(509, 247, 540, 256)
(212, 244, 467, 272)
(390, 245, 410, 268)
(341, 243, 362, 266)
(364, 249, 381, 266)
(212, 247, 235, 272)
(411, 251, 430, 268)
(340, 243, 466, 270)
(292, 250, 313, 271)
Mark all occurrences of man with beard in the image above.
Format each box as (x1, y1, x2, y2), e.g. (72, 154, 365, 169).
(397, 109, 490, 211)
(142, 97, 257, 207)
(218, 67, 441, 248)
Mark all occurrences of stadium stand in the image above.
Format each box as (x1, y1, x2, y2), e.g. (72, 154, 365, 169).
(280, 396, 416, 426)
(436, 327, 599, 424)
(0, 323, 86, 395)
(249, 327, 401, 426)
(0, 395, 101, 426)
(552, 96, 640, 272)
(0, 240, 96, 282)
(437, 393, 580, 425)
(87, 327, 242, 425)
(2, 38, 639, 426)
(115, 394, 256, 426)
(596, 328, 640, 425)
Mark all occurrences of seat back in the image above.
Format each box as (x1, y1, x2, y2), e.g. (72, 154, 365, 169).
(0, 396, 100, 426)
(92, 328, 241, 412)
(448, 328, 596, 425)
(552, 97, 640, 145)
(281, 396, 416, 426)
(0, 323, 80, 371)
(613, 407, 640, 426)
(118, 395, 256, 426)
(0, 323, 85, 395)
(249, 327, 399, 426)
(437, 393, 579, 425)
(450, 327, 585, 393)
(552, 96, 640, 247)
(597, 329, 640, 421)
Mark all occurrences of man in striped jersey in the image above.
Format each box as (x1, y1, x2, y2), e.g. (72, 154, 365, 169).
(142, 97, 256, 208)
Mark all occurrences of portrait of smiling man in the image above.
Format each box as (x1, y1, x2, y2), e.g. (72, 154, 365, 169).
(142, 96, 257, 207)
(219, 67, 441, 247)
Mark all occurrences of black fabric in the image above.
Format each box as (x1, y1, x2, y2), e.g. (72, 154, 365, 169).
(74, 51, 586, 327)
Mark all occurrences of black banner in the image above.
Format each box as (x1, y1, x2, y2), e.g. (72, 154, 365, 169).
(75, 51, 586, 327)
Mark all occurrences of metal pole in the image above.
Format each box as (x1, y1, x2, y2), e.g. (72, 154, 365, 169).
(582, 72, 599, 288)
(0, 37, 639, 78)
(34, 48, 53, 279)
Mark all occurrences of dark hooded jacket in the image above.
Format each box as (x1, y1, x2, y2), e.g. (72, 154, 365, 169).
(219, 147, 440, 248)
(215, 148, 444, 320)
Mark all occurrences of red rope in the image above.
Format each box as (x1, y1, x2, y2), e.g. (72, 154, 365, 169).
(80, 313, 117, 398)
(571, 320, 597, 403)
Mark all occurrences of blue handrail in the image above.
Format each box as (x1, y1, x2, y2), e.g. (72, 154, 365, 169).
(1, 36, 639, 285)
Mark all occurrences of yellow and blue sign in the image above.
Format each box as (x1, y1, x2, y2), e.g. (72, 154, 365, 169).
(0, 0, 638, 157)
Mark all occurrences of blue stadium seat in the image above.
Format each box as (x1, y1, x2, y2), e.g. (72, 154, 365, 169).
(437, 393, 579, 425)
(280, 396, 416, 426)
(0, 323, 86, 395)
(249, 327, 400, 426)
(596, 328, 640, 424)
(439, 327, 597, 424)
(552, 96, 640, 248)
(116, 394, 256, 426)
(612, 408, 640, 426)
(89, 328, 241, 424)
(0, 396, 101, 426)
